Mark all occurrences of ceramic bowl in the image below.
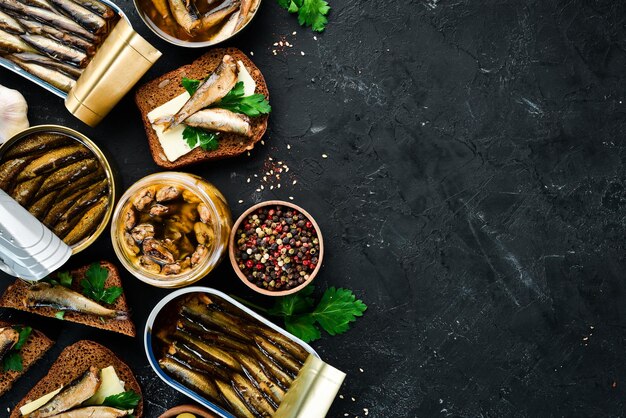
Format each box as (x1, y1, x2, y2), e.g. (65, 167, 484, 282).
(228, 200, 324, 296)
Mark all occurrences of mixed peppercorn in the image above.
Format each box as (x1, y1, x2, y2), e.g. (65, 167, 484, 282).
(234, 205, 320, 291)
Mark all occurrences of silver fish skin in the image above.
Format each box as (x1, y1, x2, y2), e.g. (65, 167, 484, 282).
(47, 406, 128, 418)
(235, 0, 253, 30)
(0, 0, 97, 41)
(12, 52, 83, 78)
(0, 10, 23, 33)
(48, 0, 107, 34)
(200, 0, 239, 30)
(0, 327, 19, 362)
(20, 34, 88, 67)
(72, 0, 115, 19)
(22, 0, 56, 10)
(167, 0, 200, 34)
(182, 108, 252, 137)
(29, 366, 101, 418)
(7, 57, 76, 92)
(24, 282, 128, 319)
(17, 18, 96, 53)
(0, 28, 36, 53)
(164, 54, 239, 130)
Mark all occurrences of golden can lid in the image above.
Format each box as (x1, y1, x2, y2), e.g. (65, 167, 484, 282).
(65, 19, 161, 127)
(274, 355, 346, 418)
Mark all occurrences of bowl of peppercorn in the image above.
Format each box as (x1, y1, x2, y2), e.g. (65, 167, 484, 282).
(229, 200, 324, 296)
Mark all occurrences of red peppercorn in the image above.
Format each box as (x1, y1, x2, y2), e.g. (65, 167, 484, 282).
(310, 264, 316, 270)
(246, 260, 254, 269)
(256, 263, 263, 270)
(306, 221, 313, 228)
(302, 259, 310, 266)
(268, 209, 275, 216)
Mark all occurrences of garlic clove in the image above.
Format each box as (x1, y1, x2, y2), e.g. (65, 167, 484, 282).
(0, 84, 30, 144)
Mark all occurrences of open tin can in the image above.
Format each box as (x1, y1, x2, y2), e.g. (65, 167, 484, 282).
(0, 0, 161, 126)
(145, 287, 346, 418)
(0, 125, 117, 255)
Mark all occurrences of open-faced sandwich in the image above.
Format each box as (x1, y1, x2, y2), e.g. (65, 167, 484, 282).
(0, 261, 136, 337)
(135, 47, 270, 169)
(11, 340, 143, 418)
(0, 321, 53, 397)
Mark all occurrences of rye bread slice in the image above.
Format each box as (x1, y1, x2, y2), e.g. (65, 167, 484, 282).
(0, 261, 136, 337)
(135, 47, 270, 169)
(0, 321, 53, 397)
(10, 340, 144, 418)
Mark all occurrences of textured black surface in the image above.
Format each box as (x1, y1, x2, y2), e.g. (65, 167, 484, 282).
(2, 0, 626, 416)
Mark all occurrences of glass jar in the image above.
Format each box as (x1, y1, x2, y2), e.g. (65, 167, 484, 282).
(111, 172, 232, 288)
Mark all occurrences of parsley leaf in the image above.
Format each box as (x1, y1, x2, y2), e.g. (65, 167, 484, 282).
(13, 326, 31, 350)
(182, 126, 219, 151)
(55, 311, 65, 320)
(214, 82, 271, 117)
(264, 287, 366, 343)
(277, 0, 330, 32)
(181, 77, 201, 95)
(58, 271, 73, 288)
(2, 352, 22, 372)
(80, 263, 123, 305)
(1, 326, 31, 372)
(102, 390, 141, 410)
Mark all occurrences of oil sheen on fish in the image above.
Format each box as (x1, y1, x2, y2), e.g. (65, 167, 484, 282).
(254, 335, 301, 374)
(173, 329, 240, 370)
(17, 144, 91, 181)
(177, 317, 249, 352)
(159, 356, 221, 402)
(163, 54, 239, 130)
(11, 52, 84, 79)
(236, 352, 284, 405)
(61, 178, 108, 221)
(62, 195, 108, 245)
(25, 282, 127, 319)
(36, 158, 99, 196)
(167, 0, 200, 34)
(235, 0, 253, 30)
(0, 327, 19, 362)
(0, 156, 33, 191)
(20, 34, 88, 68)
(48, 0, 107, 34)
(46, 406, 128, 418)
(214, 379, 255, 418)
(182, 108, 252, 136)
(200, 0, 240, 29)
(3, 133, 70, 158)
(232, 373, 275, 416)
(168, 341, 231, 381)
(29, 366, 101, 418)
(72, 0, 115, 19)
(11, 175, 44, 206)
(29, 190, 59, 218)
(16, 19, 96, 55)
(7, 57, 76, 92)
(0, 0, 97, 41)
(0, 28, 36, 53)
(0, 10, 23, 33)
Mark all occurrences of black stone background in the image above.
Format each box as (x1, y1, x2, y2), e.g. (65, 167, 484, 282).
(2, 0, 626, 416)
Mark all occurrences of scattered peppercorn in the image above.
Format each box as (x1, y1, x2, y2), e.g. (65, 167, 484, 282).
(235, 205, 321, 291)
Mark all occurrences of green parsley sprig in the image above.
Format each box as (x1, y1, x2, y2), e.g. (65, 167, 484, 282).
(237, 286, 367, 343)
(277, 0, 330, 32)
(102, 390, 141, 410)
(2, 326, 32, 372)
(81, 263, 123, 305)
(182, 127, 219, 152)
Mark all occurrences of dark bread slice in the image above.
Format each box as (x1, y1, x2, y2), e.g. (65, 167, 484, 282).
(0, 261, 136, 337)
(135, 47, 269, 169)
(0, 321, 53, 397)
(10, 340, 144, 418)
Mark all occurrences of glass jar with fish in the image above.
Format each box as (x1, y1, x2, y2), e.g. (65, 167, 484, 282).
(111, 172, 232, 288)
(0, 125, 116, 254)
(133, 0, 261, 47)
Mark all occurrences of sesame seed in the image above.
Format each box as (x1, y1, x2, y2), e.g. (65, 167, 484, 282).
(293, 180, 297, 185)
(339, 395, 344, 399)
(289, 196, 294, 200)
(322, 154, 328, 158)
(247, 151, 251, 157)
(364, 409, 369, 416)
(250, 51, 254, 56)
(256, 189, 260, 192)
(260, 185, 264, 190)
(314, 36, 318, 40)
(261, 140, 265, 145)
(247, 178, 250, 183)
(287, 144, 291, 149)
(263, 176, 267, 181)
(270, 170, 274, 175)
(359, 368, 364, 372)
(351, 397, 356, 402)
(273, 42, 278, 46)
(301, 51, 305, 56)
(277, 183, 281, 188)
(279, 41, 284, 46)
(254, 174, 258, 178)
(344, 414, 349, 417)
(270, 185, 274, 190)
(238, 200, 243, 204)
(285, 167, 290, 172)
(273, 50, 277, 55)
(292, 31, 297, 35)
(269, 157, 273, 161)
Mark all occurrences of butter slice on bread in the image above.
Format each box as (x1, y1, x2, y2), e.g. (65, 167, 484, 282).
(135, 47, 269, 169)
(11, 340, 143, 418)
(0, 261, 136, 337)
(0, 321, 53, 397)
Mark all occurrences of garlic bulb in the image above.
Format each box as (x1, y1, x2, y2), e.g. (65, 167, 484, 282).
(0, 84, 29, 144)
